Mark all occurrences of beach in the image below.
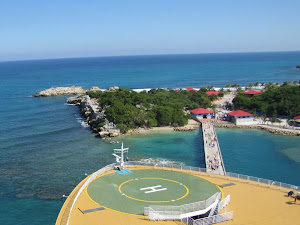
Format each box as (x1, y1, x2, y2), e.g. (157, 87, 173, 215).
(126, 119, 200, 134)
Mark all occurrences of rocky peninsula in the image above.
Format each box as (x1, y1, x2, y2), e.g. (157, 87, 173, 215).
(33, 86, 101, 97)
(33, 86, 201, 138)
(67, 94, 200, 138)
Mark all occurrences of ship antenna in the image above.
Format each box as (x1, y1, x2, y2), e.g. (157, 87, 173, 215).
(112, 142, 129, 170)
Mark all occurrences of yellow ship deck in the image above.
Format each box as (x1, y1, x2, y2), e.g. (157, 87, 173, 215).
(56, 165, 299, 225)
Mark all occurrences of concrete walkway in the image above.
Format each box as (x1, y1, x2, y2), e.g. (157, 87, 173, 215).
(202, 122, 226, 175)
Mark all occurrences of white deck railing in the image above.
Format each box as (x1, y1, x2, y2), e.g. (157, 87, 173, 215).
(146, 192, 221, 215)
(194, 211, 234, 225)
(124, 161, 300, 191)
(217, 194, 230, 212)
(181, 210, 233, 225)
(145, 192, 221, 220)
(146, 194, 221, 221)
(63, 163, 116, 225)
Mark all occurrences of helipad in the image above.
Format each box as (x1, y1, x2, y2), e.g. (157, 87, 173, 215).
(57, 165, 300, 225)
(87, 169, 221, 215)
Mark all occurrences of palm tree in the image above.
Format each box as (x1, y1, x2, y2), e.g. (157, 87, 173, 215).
(207, 86, 214, 91)
(248, 84, 253, 90)
(212, 104, 217, 119)
(254, 82, 259, 87)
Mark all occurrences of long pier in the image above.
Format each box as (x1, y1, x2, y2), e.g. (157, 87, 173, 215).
(202, 122, 226, 175)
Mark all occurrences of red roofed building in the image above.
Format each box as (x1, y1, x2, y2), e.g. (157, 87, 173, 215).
(226, 110, 254, 125)
(243, 90, 262, 96)
(294, 115, 300, 127)
(187, 87, 198, 92)
(206, 90, 219, 96)
(189, 108, 214, 119)
(294, 115, 300, 120)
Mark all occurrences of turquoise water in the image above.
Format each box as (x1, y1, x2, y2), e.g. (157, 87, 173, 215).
(217, 129, 300, 183)
(116, 129, 205, 167)
(0, 52, 300, 224)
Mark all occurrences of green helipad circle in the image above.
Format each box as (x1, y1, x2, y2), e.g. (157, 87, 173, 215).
(87, 169, 221, 215)
(119, 177, 189, 202)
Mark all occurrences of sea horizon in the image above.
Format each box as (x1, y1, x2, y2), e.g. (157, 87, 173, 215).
(1, 50, 300, 63)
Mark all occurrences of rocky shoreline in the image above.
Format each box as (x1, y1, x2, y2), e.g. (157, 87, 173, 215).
(67, 95, 121, 138)
(67, 94, 199, 138)
(214, 123, 300, 136)
(173, 126, 197, 131)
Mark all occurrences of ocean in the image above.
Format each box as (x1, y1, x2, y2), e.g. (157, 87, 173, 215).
(0, 52, 300, 224)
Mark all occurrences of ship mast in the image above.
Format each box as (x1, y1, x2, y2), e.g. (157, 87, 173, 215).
(112, 142, 129, 170)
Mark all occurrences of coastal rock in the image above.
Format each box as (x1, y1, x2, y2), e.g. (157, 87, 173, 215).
(67, 96, 82, 105)
(99, 131, 110, 137)
(107, 86, 120, 92)
(67, 95, 121, 138)
(297, 65, 300, 70)
(87, 86, 101, 92)
(173, 126, 196, 131)
(33, 86, 86, 97)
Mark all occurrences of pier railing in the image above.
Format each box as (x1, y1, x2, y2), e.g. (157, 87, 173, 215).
(211, 124, 226, 174)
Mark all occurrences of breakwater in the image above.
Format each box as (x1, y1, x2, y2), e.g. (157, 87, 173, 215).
(214, 123, 300, 136)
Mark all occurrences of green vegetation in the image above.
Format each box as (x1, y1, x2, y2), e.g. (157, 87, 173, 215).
(233, 84, 300, 117)
(87, 88, 212, 133)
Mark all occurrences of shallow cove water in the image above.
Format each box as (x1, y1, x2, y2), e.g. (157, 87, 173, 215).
(0, 52, 300, 224)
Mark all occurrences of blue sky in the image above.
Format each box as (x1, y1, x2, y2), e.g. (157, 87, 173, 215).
(1, 0, 300, 61)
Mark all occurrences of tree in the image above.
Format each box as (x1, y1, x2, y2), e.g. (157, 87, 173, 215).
(211, 104, 217, 118)
(218, 92, 224, 97)
(207, 86, 214, 91)
(232, 85, 300, 117)
(282, 81, 292, 86)
(155, 106, 174, 126)
(237, 87, 243, 94)
(200, 87, 208, 92)
(209, 94, 218, 101)
(233, 95, 251, 110)
(88, 87, 222, 132)
(225, 102, 233, 110)
(248, 84, 253, 90)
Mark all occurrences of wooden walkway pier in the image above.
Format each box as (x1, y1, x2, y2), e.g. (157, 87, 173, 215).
(202, 121, 226, 175)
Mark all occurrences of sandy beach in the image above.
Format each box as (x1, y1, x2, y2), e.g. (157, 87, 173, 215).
(126, 119, 200, 135)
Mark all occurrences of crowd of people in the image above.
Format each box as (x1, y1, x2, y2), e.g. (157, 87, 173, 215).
(203, 122, 222, 172)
